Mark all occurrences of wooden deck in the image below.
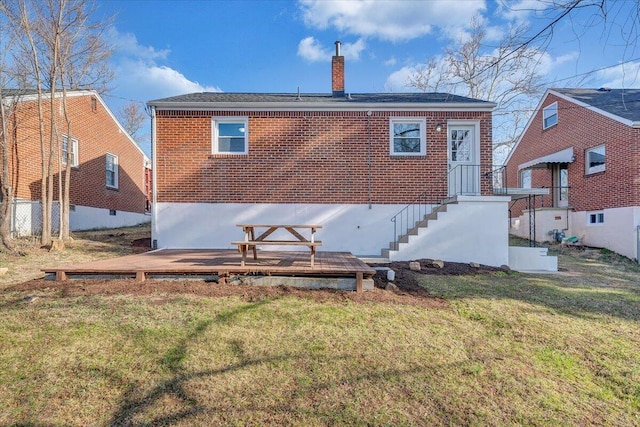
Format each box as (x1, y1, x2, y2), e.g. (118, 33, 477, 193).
(43, 249, 376, 291)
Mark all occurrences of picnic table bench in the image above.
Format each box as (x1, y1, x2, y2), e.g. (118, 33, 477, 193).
(232, 224, 322, 267)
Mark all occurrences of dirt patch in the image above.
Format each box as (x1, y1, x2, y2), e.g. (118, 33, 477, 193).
(5, 259, 511, 309)
(7, 277, 449, 308)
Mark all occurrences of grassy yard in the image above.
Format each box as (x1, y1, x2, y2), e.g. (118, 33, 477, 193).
(0, 228, 639, 426)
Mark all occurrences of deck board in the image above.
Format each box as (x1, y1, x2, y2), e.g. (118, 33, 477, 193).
(43, 249, 376, 281)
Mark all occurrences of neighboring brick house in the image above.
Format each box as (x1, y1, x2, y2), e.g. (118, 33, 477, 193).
(148, 43, 515, 266)
(504, 88, 640, 260)
(3, 89, 150, 235)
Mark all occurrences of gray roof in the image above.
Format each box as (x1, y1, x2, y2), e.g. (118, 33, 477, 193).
(148, 92, 495, 107)
(553, 88, 640, 123)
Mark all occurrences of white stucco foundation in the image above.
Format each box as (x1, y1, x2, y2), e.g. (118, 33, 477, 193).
(387, 196, 511, 266)
(510, 208, 569, 243)
(153, 202, 404, 255)
(153, 196, 512, 267)
(510, 205, 640, 261)
(70, 206, 150, 231)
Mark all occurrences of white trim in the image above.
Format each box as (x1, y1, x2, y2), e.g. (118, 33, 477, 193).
(211, 117, 249, 155)
(542, 101, 558, 129)
(587, 210, 605, 226)
(504, 88, 639, 167)
(62, 134, 79, 167)
(389, 117, 426, 156)
(549, 89, 638, 128)
(106, 152, 119, 189)
(150, 102, 496, 112)
(585, 144, 606, 175)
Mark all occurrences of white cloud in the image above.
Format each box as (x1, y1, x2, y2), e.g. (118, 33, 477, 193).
(297, 37, 366, 62)
(385, 57, 397, 67)
(596, 61, 640, 87)
(297, 36, 331, 62)
(384, 65, 421, 92)
(109, 27, 221, 101)
(107, 27, 169, 61)
(299, 0, 486, 42)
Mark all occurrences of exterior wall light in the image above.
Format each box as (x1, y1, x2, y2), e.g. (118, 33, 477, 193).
(435, 123, 443, 132)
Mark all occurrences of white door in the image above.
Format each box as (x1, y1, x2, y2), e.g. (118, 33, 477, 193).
(448, 125, 479, 196)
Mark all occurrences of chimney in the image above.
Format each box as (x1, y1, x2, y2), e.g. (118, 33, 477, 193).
(332, 41, 345, 97)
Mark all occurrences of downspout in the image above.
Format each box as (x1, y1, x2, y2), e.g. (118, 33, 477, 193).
(150, 105, 158, 249)
(367, 110, 372, 209)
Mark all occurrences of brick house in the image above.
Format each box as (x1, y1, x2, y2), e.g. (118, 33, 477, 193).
(3, 89, 150, 235)
(504, 88, 640, 261)
(148, 43, 516, 266)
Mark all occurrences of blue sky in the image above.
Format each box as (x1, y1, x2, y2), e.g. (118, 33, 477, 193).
(97, 0, 640, 155)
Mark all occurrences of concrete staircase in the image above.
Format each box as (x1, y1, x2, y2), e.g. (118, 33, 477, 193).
(381, 200, 453, 259)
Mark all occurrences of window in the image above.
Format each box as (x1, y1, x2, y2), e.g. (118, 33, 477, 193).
(520, 169, 532, 189)
(212, 118, 248, 154)
(588, 211, 604, 225)
(106, 153, 118, 189)
(389, 118, 426, 156)
(586, 145, 605, 174)
(62, 135, 78, 167)
(543, 102, 558, 129)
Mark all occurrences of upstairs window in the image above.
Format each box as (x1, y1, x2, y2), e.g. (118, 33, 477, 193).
(389, 118, 426, 156)
(586, 145, 605, 174)
(212, 118, 248, 154)
(106, 153, 119, 189)
(62, 135, 78, 167)
(543, 102, 558, 129)
(520, 169, 532, 189)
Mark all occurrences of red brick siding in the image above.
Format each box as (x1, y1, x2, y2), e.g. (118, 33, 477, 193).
(506, 93, 640, 216)
(155, 110, 493, 204)
(5, 94, 147, 213)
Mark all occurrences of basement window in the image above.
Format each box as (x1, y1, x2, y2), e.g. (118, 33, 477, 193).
(543, 102, 558, 129)
(389, 118, 426, 156)
(588, 211, 604, 225)
(212, 118, 248, 154)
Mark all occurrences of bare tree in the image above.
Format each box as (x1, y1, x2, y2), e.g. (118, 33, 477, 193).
(407, 17, 545, 162)
(118, 101, 147, 142)
(0, 20, 18, 252)
(5, 0, 112, 245)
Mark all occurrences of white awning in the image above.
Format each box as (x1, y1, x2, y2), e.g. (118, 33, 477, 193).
(518, 147, 574, 170)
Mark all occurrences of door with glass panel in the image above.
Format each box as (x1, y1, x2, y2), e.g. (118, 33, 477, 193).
(448, 125, 478, 196)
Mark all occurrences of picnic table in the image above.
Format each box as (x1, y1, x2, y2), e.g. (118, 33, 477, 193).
(232, 224, 322, 267)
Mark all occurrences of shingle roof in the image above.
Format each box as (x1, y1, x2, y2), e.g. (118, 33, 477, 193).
(552, 88, 640, 123)
(148, 92, 495, 107)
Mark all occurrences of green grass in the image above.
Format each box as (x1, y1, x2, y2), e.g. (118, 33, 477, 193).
(0, 229, 639, 425)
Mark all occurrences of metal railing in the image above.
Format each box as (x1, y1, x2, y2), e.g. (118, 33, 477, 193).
(390, 193, 442, 250)
(448, 164, 481, 196)
(389, 164, 487, 252)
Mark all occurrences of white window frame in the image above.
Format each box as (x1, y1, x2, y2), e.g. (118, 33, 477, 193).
(106, 153, 119, 189)
(389, 117, 426, 156)
(520, 169, 532, 189)
(543, 102, 558, 129)
(62, 135, 79, 167)
(212, 117, 249, 155)
(588, 211, 604, 225)
(585, 145, 606, 175)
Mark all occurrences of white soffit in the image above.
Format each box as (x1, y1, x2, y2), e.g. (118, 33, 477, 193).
(518, 147, 574, 170)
